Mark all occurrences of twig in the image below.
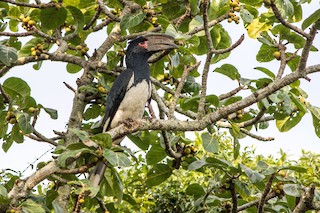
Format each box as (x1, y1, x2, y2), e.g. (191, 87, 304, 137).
(1, 0, 59, 8)
(0, 84, 10, 103)
(150, 77, 188, 98)
(21, 147, 54, 174)
(96, 0, 121, 22)
(161, 130, 182, 159)
(56, 163, 95, 174)
(276, 43, 288, 80)
(96, 197, 108, 212)
(237, 191, 277, 211)
(197, 0, 214, 118)
(230, 178, 237, 213)
(218, 85, 246, 101)
(212, 34, 245, 55)
(240, 128, 274, 141)
(33, 129, 59, 146)
(173, 0, 191, 28)
(83, 7, 102, 30)
(151, 85, 169, 118)
(186, 10, 230, 36)
(169, 62, 200, 119)
(240, 108, 266, 127)
(297, 25, 317, 76)
(269, 1, 310, 39)
(0, 31, 34, 37)
(258, 173, 276, 213)
(63, 82, 76, 93)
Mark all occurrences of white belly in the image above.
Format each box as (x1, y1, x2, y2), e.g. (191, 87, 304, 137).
(110, 80, 151, 128)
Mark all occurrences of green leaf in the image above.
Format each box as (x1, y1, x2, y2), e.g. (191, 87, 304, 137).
(201, 133, 218, 153)
(2, 77, 30, 99)
(302, 9, 320, 30)
(68, 128, 89, 141)
(0, 184, 8, 197)
(40, 7, 67, 30)
(256, 44, 277, 62)
(276, 111, 305, 132)
(42, 107, 58, 119)
(66, 63, 82, 73)
(12, 124, 23, 143)
(146, 144, 167, 165)
(21, 199, 46, 213)
(186, 183, 205, 198)
(106, 51, 121, 71)
(67, 6, 84, 32)
(91, 133, 112, 149)
(104, 149, 131, 167)
(120, 12, 146, 29)
(57, 148, 90, 167)
(279, 165, 307, 173)
(63, 0, 80, 7)
(146, 164, 172, 187)
(213, 64, 240, 81)
(15, 112, 33, 134)
(18, 37, 43, 57)
(83, 104, 100, 120)
(307, 105, 320, 138)
(127, 134, 149, 150)
(283, 184, 302, 197)
(240, 164, 265, 183)
(188, 160, 209, 170)
(234, 137, 240, 160)
(254, 67, 275, 79)
(0, 45, 17, 66)
(235, 180, 250, 198)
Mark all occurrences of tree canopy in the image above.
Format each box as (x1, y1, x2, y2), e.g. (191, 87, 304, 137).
(1, 0, 320, 212)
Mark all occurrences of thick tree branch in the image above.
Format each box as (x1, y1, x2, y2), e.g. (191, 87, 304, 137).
(293, 184, 316, 213)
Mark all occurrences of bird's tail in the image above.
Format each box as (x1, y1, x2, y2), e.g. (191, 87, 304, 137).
(89, 161, 107, 187)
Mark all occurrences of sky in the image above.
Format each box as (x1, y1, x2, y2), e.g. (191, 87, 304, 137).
(1, 1, 320, 177)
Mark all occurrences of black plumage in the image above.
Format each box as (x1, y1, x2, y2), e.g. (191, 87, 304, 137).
(89, 34, 177, 187)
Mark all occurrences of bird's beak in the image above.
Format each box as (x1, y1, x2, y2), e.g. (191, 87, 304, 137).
(144, 33, 178, 52)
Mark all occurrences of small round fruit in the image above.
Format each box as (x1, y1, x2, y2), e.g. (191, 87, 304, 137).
(31, 51, 37, 56)
(9, 118, 17, 124)
(184, 147, 191, 154)
(79, 198, 85, 204)
(228, 18, 232, 23)
(233, 6, 240, 12)
(23, 16, 30, 23)
(37, 44, 44, 50)
(27, 20, 35, 26)
(28, 107, 36, 113)
(75, 45, 82, 51)
(273, 51, 281, 60)
(98, 86, 106, 93)
(230, 1, 239, 8)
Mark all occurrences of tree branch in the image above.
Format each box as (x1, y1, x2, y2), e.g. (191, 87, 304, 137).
(169, 62, 200, 119)
(258, 173, 276, 212)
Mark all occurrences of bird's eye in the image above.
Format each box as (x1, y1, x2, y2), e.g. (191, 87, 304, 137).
(139, 41, 145, 45)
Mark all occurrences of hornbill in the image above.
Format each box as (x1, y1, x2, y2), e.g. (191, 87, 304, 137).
(89, 34, 178, 187)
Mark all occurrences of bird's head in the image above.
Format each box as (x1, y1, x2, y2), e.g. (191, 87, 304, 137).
(125, 33, 178, 66)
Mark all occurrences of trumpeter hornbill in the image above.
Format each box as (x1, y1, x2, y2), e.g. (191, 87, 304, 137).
(89, 34, 178, 187)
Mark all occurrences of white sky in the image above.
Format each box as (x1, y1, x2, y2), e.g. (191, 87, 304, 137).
(1, 1, 320, 177)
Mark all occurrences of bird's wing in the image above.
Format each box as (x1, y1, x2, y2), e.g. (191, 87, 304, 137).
(101, 68, 134, 131)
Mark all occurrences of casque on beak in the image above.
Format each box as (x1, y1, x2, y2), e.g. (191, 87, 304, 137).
(144, 33, 178, 52)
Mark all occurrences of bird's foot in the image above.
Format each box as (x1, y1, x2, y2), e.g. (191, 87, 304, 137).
(123, 118, 134, 128)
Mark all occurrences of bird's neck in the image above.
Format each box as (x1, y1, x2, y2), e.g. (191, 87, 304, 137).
(127, 55, 150, 82)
